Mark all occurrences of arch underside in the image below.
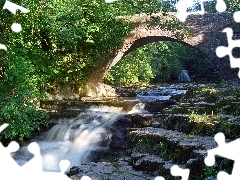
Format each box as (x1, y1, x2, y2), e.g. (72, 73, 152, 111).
(122, 36, 208, 59)
(86, 12, 238, 97)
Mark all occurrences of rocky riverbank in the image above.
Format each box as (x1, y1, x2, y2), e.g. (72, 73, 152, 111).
(40, 81, 240, 180)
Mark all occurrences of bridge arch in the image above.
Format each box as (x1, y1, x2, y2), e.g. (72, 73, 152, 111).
(86, 12, 239, 97)
(122, 36, 209, 61)
(106, 36, 220, 84)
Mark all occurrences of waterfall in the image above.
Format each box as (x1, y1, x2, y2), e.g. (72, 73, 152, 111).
(12, 106, 123, 172)
(178, 70, 191, 82)
(12, 86, 188, 172)
(137, 87, 187, 101)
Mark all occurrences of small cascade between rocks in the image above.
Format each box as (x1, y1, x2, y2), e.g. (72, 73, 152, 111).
(13, 106, 125, 172)
(12, 85, 188, 174)
(178, 70, 191, 82)
(137, 86, 187, 102)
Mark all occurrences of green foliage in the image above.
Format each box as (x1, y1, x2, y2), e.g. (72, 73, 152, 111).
(0, 48, 48, 142)
(189, 111, 220, 122)
(104, 48, 154, 86)
(0, 0, 51, 141)
(22, 0, 133, 87)
(204, 0, 240, 12)
(105, 42, 182, 86)
(202, 165, 217, 179)
(110, 0, 176, 16)
(0, 0, 135, 141)
(105, 41, 222, 86)
(1, 0, 223, 141)
(149, 42, 183, 83)
(226, 0, 240, 11)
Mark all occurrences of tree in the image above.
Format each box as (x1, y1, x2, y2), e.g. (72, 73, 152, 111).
(0, 0, 195, 140)
(105, 41, 222, 86)
(0, 0, 133, 140)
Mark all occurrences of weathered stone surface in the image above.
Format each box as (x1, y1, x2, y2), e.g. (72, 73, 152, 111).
(108, 116, 132, 151)
(127, 127, 220, 177)
(67, 162, 116, 179)
(85, 12, 240, 97)
(115, 87, 138, 97)
(144, 100, 177, 113)
(131, 114, 155, 128)
(130, 153, 171, 173)
(67, 159, 156, 180)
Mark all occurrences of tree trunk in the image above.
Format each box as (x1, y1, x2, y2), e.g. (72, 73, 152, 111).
(84, 53, 118, 97)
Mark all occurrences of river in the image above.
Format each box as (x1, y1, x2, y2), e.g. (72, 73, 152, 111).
(12, 84, 187, 172)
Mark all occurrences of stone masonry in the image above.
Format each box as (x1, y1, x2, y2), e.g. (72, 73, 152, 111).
(109, 12, 240, 79)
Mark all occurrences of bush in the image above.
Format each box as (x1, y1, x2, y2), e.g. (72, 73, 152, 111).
(0, 48, 48, 142)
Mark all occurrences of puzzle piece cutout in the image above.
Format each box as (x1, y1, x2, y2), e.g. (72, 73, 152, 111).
(155, 165, 190, 180)
(216, 28, 240, 78)
(0, 0, 29, 51)
(1, 0, 240, 178)
(176, 0, 227, 22)
(105, 0, 227, 22)
(0, 123, 72, 180)
(0, 124, 20, 176)
(204, 132, 240, 180)
(80, 176, 92, 180)
(233, 11, 240, 23)
(105, 0, 116, 3)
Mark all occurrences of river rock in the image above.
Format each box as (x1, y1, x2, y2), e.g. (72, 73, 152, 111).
(115, 87, 137, 97)
(144, 100, 177, 113)
(130, 153, 172, 174)
(67, 158, 156, 180)
(108, 116, 132, 150)
(67, 162, 116, 179)
(131, 114, 155, 128)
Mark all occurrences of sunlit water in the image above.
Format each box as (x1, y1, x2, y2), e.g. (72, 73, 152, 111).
(13, 106, 124, 172)
(137, 87, 186, 101)
(12, 86, 187, 172)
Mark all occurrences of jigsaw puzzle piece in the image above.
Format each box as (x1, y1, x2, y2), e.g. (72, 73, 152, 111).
(154, 176, 165, 180)
(171, 165, 190, 180)
(0, 123, 8, 133)
(205, 132, 240, 163)
(216, 28, 240, 78)
(0, 129, 21, 178)
(234, 11, 240, 23)
(153, 165, 189, 180)
(217, 170, 240, 180)
(215, 0, 227, 12)
(205, 132, 240, 180)
(80, 176, 92, 180)
(0, 141, 20, 168)
(216, 45, 228, 58)
(175, 0, 188, 22)
(0, 124, 20, 171)
(3, 0, 29, 14)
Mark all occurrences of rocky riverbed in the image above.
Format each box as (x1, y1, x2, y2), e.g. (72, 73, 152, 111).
(37, 81, 240, 179)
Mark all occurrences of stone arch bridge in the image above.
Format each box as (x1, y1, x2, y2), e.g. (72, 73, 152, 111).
(86, 12, 240, 97)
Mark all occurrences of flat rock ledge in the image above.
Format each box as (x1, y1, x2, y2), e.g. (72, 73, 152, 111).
(67, 158, 156, 180)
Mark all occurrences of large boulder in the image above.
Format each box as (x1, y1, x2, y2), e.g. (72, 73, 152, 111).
(144, 100, 177, 113)
(107, 116, 132, 151)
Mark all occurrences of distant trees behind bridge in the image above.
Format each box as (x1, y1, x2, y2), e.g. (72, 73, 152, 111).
(104, 41, 222, 86)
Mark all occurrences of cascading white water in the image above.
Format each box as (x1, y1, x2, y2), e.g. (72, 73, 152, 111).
(12, 86, 187, 172)
(13, 106, 123, 172)
(178, 70, 191, 82)
(137, 87, 187, 102)
(127, 102, 147, 114)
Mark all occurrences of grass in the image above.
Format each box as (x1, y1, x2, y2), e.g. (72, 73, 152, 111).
(188, 111, 220, 123)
